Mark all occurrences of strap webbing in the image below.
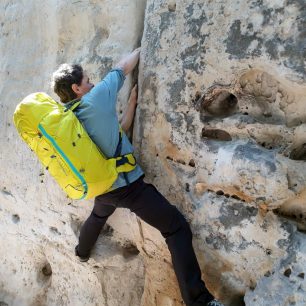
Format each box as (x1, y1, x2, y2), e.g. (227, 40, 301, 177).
(116, 155, 136, 167)
(64, 98, 81, 112)
(114, 128, 130, 186)
(114, 129, 123, 158)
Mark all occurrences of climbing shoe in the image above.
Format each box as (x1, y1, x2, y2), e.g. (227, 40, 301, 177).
(207, 299, 224, 306)
(75, 245, 90, 262)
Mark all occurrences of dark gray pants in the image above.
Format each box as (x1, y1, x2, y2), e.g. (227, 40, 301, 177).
(78, 176, 214, 305)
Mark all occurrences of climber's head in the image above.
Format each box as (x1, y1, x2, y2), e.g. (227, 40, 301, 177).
(52, 64, 94, 103)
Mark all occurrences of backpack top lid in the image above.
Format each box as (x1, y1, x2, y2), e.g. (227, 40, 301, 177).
(14, 92, 60, 135)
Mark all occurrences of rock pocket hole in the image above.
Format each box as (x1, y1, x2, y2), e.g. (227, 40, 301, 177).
(122, 243, 140, 259)
(230, 294, 246, 306)
(42, 263, 52, 277)
(202, 90, 238, 117)
(264, 271, 271, 277)
(12, 214, 20, 224)
(284, 268, 292, 277)
(289, 143, 306, 161)
(260, 142, 273, 150)
(102, 223, 114, 236)
(202, 128, 232, 141)
(49, 226, 61, 235)
(37, 261, 53, 284)
(166, 156, 188, 166)
(188, 159, 196, 167)
(298, 272, 305, 279)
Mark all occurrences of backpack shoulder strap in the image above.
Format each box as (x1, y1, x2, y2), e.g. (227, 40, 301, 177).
(114, 127, 136, 185)
(64, 98, 81, 112)
(114, 127, 123, 158)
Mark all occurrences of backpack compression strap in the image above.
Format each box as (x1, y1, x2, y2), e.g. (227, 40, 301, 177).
(114, 127, 137, 183)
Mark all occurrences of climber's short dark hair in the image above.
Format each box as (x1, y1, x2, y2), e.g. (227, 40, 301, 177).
(52, 64, 83, 103)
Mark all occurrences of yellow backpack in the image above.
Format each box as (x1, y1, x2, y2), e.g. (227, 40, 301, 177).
(13, 92, 136, 200)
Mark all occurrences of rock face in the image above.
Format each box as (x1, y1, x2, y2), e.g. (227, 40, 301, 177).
(135, 0, 306, 305)
(1, 0, 306, 306)
(1, 1, 146, 306)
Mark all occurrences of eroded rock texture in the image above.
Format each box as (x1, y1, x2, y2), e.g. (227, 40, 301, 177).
(135, 0, 306, 305)
(1, 0, 306, 306)
(1, 1, 146, 306)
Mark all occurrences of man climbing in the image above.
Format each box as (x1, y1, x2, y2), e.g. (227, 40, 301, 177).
(52, 48, 223, 306)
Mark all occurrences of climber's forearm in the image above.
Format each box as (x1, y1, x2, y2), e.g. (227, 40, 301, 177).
(115, 48, 140, 76)
(120, 100, 137, 133)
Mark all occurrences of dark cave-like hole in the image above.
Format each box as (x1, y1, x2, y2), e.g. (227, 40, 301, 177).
(229, 294, 246, 306)
(177, 159, 186, 165)
(284, 268, 292, 278)
(216, 190, 224, 196)
(257, 141, 278, 151)
(201, 128, 232, 141)
(289, 144, 306, 161)
(42, 263, 52, 277)
(298, 272, 305, 279)
(122, 243, 140, 259)
(202, 91, 238, 117)
(188, 159, 196, 167)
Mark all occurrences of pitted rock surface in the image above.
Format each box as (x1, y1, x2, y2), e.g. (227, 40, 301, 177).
(135, 0, 306, 305)
(1, 0, 306, 305)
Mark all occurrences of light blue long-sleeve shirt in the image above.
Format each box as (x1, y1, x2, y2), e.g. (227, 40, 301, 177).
(73, 68, 144, 191)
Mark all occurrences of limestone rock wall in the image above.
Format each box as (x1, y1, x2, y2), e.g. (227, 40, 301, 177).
(135, 0, 306, 305)
(1, 1, 146, 306)
(1, 0, 306, 306)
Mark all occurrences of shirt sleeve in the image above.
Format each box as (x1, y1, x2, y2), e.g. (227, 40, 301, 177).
(86, 68, 125, 113)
